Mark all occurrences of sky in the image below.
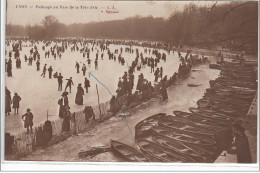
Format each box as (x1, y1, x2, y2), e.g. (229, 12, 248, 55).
(6, 0, 223, 26)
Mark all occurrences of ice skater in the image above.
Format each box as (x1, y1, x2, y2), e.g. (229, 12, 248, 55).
(12, 93, 21, 115)
(87, 58, 91, 68)
(82, 64, 87, 76)
(65, 77, 74, 93)
(41, 64, 47, 77)
(36, 60, 40, 71)
(48, 66, 53, 79)
(57, 73, 63, 91)
(94, 58, 98, 70)
(84, 77, 90, 93)
(75, 62, 80, 73)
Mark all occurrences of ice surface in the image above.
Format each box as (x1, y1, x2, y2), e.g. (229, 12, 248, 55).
(5, 41, 186, 134)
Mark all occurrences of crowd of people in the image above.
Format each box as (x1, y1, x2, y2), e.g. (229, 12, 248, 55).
(5, 38, 208, 135)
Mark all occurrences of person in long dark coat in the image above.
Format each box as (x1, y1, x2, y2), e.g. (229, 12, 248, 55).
(36, 60, 40, 71)
(57, 73, 63, 91)
(136, 74, 144, 91)
(22, 108, 33, 134)
(109, 96, 120, 115)
(75, 62, 80, 73)
(62, 106, 71, 132)
(161, 82, 168, 101)
(233, 124, 252, 163)
(12, 93, 21, 115)
(7, 59, 12, 77)
(48, 66, 53, 79)
(75, 84, 84, 105)
(58, 97, 64, 118)
(5, 88, 12, 116)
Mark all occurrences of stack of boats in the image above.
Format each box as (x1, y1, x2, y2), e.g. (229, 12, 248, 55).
(110, 60, 257, 162)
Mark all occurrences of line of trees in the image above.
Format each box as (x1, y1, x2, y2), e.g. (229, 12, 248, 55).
(6, 1, 258, 53)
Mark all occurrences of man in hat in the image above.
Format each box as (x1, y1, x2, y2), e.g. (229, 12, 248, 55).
(65, 77, 74, 93)
(22, 108, 33, 134)
(12, 93, 21, 115)
(232, 124, 252, 163)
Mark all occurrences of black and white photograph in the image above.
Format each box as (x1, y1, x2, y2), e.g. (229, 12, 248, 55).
(1, 0, 259, 171)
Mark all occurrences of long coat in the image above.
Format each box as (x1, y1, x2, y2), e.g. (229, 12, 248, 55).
(75, 86, 84, 105)
(235, 133, 252, 163)
(12, 95, 21, 108)
(5, 91, 11, 113)
(62, 111, 71, 132)
(22, 112, 33, 128)
(161, 85, 168, 101)
(58, 98, 64, 118)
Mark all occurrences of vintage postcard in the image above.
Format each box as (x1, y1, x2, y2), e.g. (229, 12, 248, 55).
(1, 0, 259, 171)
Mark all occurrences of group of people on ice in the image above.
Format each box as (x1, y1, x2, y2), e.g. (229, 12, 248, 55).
(5, 37, 208, 137)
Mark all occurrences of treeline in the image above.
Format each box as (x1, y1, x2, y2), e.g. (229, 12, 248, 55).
(6, 1, 258, 53)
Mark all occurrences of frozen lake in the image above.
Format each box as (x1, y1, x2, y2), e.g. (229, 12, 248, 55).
(5, 41, 187, 134)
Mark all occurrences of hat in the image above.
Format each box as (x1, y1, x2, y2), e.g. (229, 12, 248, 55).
(27, 108, 31, 112)
(61, 91, 69, 96)
(233, 124, 245, 133)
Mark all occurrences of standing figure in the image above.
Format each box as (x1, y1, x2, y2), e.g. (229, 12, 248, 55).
(41, 64, 47, 77)
(82, 64, 87, 76)
(62, 106, 71, 132)
(36, 60, 40, 71)
(87, 58, 91, 68)
(48, 66, 53, 79)
(154, 68, 160, 82)
(160, 66, 163, 79)
(75, 62, 80, 73)
(161, 82, 168, 101)
(75, 84, 84, 105)
(232, 124, 252, 163)
(58, 97, 64, 118)
(7, 59, 12, 77)
(94, 59, 98, 70)
(57, 73, 63, 91)
(84, 77, 90, 93)
(5, 87, 12, 116)
(12, 93, 21, 115)
(65, 77, 74, 93)
(22, 108, 33, 134)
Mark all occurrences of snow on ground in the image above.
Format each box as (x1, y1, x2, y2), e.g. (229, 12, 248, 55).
(5, 41, 186, 134)
(19, 62, 221, 161)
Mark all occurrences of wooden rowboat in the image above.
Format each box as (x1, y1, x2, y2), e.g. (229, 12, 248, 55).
(111, 140, 149, 162)
(152, 126, 216, 147)
(152, 135, 213, 163)
(135, 113, 166, 139)
(136, 139, 190, 162)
